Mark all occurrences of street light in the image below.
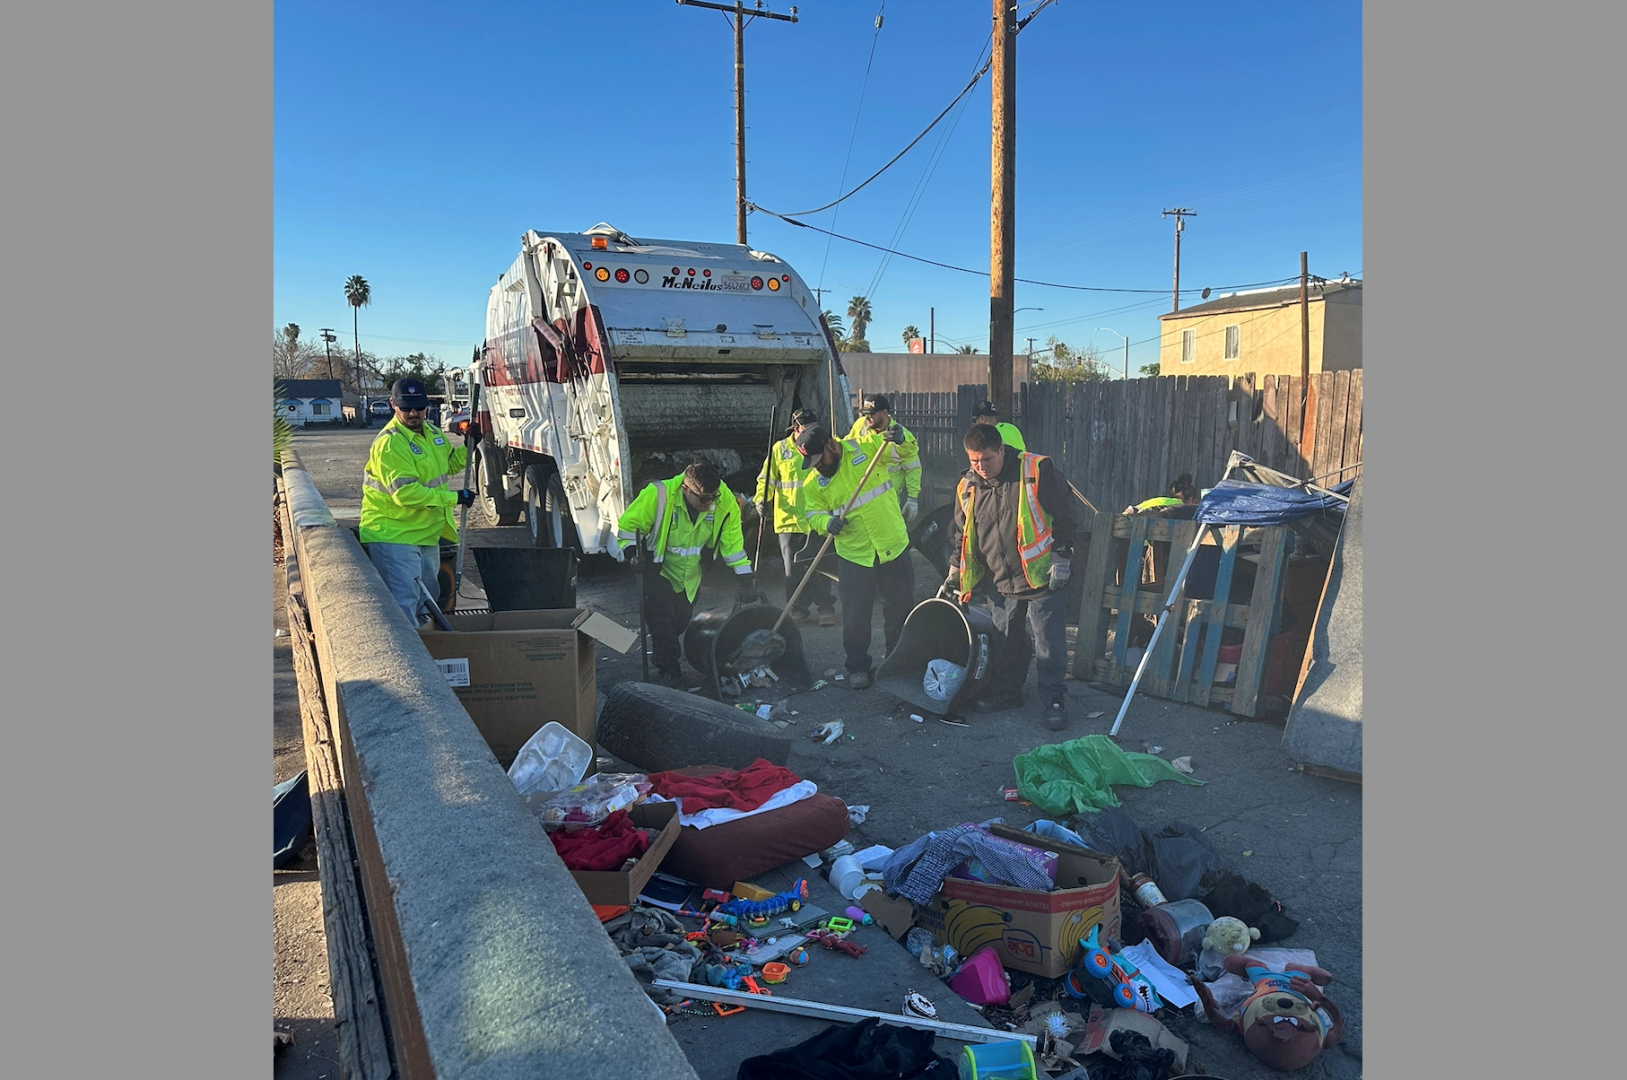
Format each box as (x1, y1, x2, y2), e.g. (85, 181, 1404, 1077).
(1097, 327, 1130, 381)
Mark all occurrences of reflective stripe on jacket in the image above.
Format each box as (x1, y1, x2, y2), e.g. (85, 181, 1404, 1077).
(615, 475, 751, 600)
(845, 417, 922, 498)
(754, 435, 812, 532)
(802, 435, 911, 566)
(955, 451, 1055, 600)
(359, 420, 468, 546)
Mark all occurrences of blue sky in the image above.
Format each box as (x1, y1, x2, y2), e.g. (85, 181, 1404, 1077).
(275, 0, 1361, 373)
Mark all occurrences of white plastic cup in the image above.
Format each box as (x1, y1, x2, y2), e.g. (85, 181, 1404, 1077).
(830, 855, 865, 899)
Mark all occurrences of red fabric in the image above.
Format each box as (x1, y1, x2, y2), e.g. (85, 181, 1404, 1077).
(549, 809, 650, 872)
(646, 759, 803, 815)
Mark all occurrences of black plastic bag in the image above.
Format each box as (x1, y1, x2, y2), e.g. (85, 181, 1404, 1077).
(736, 1016, 952, 1080)
(1090, 1031, 1176, 1080)
(1142, 822, 1228, 901)
(1198, 872, 1299, 942)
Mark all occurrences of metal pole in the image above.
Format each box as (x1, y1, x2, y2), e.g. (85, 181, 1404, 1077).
(734, 0, 747, 245)
(1109, 525, 1209, 736)
(1123, 336, 1129, 382)
(987, 0, 1016, 422)
(929, 306, 934, 355)
(1299, 251, 1310, 383)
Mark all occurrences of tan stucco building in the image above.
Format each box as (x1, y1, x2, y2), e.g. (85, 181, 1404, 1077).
(1157, 280, 1361, 377)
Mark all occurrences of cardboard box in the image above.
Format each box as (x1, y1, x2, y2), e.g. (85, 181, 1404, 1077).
(566, 801, 682, 907)
(919, 825, 1121, 978)
(419, 608, 636, 767)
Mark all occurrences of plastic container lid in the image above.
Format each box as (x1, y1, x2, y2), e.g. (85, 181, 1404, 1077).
(506, 721, 592, 796)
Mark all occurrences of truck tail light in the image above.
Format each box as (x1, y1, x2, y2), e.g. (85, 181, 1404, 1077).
(595, 267, 610, 281)
(750, 276, 763, 290)
(614, 268, 630, 283)
(766, 277, 780, 291)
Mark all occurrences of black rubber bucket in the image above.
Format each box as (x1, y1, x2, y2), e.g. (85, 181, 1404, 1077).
(874, 598, 1001, 717)
(910, 502, 956, 581)
(683, 602, 814, 699)
(470, 547, 578, 611)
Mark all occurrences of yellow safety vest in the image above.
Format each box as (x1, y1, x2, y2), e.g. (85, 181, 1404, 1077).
(845, 417, 923, 498)
(616, 475, 751, 601)
(803, 435, 911, 566)
(956, 451, 1055, 601)
(359, 420, 468, 547)
(754, 435, 812, 532)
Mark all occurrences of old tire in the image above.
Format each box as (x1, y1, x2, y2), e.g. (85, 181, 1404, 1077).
(477, 445, 522, 526)
(525, 465, 574, 549)
(598, 681, 793, 773)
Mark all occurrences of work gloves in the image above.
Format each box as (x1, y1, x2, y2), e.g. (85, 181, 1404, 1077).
(825, 514, 847, 536)
(755, 500, 772, 519)
(1048, 556, 1071, 591)
(455, 488, 477, 507)
(620, 542, 642, 567)
(936, 574, 962, 603)
(882, 423, 906, 445)
(737, 579, 764, 607)
(902, 497, 919, 524)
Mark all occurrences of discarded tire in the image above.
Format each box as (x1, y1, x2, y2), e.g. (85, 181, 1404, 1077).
(597, 681, 792, 773)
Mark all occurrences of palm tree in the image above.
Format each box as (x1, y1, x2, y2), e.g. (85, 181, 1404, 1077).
(846, 295, 873, 343)
(954, 344, 981, 354)
(344, 275, 371, 392)
(901, 324, 920, 347)
(821, 310, 847, 341)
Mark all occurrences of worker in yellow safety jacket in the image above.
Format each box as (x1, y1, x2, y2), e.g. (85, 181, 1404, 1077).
(617, 461, 756, 687)
(753, 407, 837, 626)
(942, 422, 1080, 730)
(359, 377, 473, 626)
(845, 394, 923, 524)
(972, 398, 1027, 451)
(795, 422, 914, 688)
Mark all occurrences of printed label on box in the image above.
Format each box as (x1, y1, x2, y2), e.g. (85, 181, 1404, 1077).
(435, 658, 471, 687)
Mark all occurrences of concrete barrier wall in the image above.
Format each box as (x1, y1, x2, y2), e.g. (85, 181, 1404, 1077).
(281, 453, 700, 1080)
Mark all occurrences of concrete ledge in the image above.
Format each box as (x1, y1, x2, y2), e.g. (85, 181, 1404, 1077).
(283, 451, 699, 1080)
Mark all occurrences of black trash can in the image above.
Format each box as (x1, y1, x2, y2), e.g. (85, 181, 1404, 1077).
(874, 597, 1002, 717)
(909, 502, 956, 581)
(683, 601, 813, 699)
(470, 547, 578, 611)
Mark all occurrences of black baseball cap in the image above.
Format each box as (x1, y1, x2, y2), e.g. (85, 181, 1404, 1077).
(789, 407, 820, 429)
(794, 423, 832, 468)
(391, 377, 431, 409)
(859, 394, 892, 416)
(972, 399, 998, 417)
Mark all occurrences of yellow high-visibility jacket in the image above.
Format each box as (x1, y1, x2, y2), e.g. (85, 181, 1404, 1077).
(802, 434, 911, 566)
(754, 435, 812, 532)
(616, 475, 752, 600)
(845, 417, 922, 498)
(359, 420, 468, 546)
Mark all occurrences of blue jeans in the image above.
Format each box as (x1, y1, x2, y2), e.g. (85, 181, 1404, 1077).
(366, 542, 440, 625)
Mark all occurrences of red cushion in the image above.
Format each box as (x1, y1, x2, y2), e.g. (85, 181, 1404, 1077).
(654, 766, 851, 890)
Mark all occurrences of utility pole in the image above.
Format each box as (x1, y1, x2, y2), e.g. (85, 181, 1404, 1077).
(1025, 337, 1035, 358)
(319, 328, 337, 380)
(678, 0, 799, 246)
(1162, 207, 1197, 312)
(929, 307, 935, 355)
(1299, 251, 1310, 384)
(988, 0, 1017, 422)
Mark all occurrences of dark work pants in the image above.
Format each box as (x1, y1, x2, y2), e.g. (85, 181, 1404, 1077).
(983, 588, 1070, 699)
(778, 531, 835, 614)
(642, 572, 696, 678)
(837, 552, 915, 674)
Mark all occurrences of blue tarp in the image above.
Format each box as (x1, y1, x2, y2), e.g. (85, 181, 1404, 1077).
(1194, 478, 1352, 526)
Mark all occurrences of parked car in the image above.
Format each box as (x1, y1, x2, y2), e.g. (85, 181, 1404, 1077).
(369, 399, 393, 419)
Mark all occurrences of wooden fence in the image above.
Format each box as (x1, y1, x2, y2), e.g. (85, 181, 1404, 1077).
(881, 372, 1363, 516)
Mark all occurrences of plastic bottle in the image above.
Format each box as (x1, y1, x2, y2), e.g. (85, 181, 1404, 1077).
(1130, 873, 1167, 908)
(844, 906, 874, 926)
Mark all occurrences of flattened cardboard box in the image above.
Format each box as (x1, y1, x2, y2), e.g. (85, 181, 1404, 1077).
(419, 608, 636, 768)
(919, 824, 1121, 978)
(568, 801, 681, 907)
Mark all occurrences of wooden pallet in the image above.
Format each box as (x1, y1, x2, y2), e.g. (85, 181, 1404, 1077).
(1068, 511, 1291, 717)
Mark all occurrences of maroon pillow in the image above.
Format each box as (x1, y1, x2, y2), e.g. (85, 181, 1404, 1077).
(653, 766, 851, 890)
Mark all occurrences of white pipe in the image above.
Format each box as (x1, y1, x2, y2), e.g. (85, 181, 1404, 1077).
(1108, 524, 1209, 737)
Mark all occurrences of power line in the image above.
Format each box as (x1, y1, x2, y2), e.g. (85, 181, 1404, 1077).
(817, 3, 888, 304)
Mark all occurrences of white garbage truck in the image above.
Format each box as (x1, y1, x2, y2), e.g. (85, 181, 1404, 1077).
(469, 223, 854, 554)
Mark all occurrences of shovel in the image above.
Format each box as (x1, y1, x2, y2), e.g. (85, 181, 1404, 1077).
(734, 439, 888, 666)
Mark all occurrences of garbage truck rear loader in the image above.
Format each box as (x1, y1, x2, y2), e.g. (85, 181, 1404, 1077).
(470, 224, 853, 554)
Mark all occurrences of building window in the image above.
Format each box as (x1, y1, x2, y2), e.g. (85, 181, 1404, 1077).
(1181, 329, 1196, 364)
(311, 400, 331, 416)
(1223, 324, 1240, 360)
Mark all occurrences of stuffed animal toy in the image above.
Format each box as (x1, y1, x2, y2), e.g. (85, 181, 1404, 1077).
(1196, 916, 1262, 980)
(1191, 953, 1344, 1072)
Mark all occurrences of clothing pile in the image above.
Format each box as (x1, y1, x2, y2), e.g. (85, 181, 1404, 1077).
(645, 758, 817, 830)
(547, 809, 651, 872)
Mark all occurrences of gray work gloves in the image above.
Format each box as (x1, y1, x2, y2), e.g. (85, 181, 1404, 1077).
(825, 513, 847, 535)
(755, 500, 772, 519)
(1048, 555, 1072, 591)
(882, 423, 906, 444)
(902, 497, 919, 524)
(936, 573, 961, 602)
(737, 579, 763, 607)
(620, 542, 641, 567)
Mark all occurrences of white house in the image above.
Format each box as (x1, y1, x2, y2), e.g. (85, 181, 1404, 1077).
(276, 379, 346, 426)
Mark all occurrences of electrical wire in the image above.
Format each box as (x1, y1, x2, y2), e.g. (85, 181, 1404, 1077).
(815, 3, 888, 308)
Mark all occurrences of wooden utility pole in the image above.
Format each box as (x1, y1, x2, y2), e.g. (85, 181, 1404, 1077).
(678, 0, 799, 246)
(929, 306, 935, 355)
(1299, 251, 1310, 383)
(1162, 208, 1196, 312)
(988, 0, 1017, 422)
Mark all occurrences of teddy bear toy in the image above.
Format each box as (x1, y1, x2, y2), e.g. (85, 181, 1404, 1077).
(1191, 953, 1344, 1071)
(1196, 915, 1261, 981)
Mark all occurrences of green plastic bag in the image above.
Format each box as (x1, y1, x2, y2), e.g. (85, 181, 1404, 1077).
(1013, 734, 1203, 816)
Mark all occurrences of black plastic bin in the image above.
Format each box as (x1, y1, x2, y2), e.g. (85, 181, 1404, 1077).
(683, 601, 813, 699)
(470, 547, 578, 611)
(874, 597, 1002, 717)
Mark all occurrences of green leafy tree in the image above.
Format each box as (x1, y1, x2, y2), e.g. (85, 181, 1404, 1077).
(344, 274, 371, 392)
(821, 310, 846, 340)
(379, 351, 446, 393)
(1032, 336, 1110, 383)
(1139, 362, 1161, 377)
(846, 295, 873, 342)
(273, 324, 320, 379)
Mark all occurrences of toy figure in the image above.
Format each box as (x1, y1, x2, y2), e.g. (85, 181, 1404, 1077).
(1196, 915, 1261, 980)
(1063, 926, 1162, 1013)
(1190, 953, 1344, 1071)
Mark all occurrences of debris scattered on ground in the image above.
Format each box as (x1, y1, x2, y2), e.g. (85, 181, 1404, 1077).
(910, 713, 925, 723)
(1171, 756, 1195, 775)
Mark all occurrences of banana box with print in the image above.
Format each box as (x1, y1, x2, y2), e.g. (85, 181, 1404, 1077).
(919, 824, 1121, 978)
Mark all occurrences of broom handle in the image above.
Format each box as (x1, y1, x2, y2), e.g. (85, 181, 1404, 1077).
(769, 439, 889, 638)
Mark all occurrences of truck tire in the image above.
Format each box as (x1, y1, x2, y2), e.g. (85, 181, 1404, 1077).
(597, 681, 793, 773)
(525, 464, 576, 550)
(477, 445, 522, 526)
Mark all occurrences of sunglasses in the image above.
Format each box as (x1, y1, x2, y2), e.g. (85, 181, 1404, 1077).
(397, 404, 428, 414)
(683, 485, 720, 504)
